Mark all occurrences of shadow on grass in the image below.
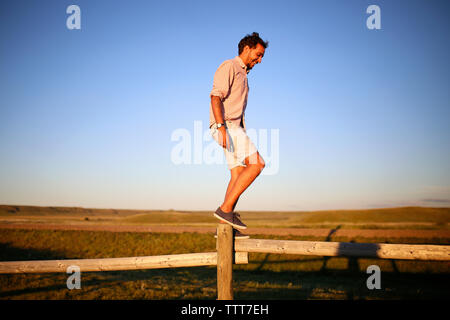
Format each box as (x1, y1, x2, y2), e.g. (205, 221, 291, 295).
(0, 243, 67, 261)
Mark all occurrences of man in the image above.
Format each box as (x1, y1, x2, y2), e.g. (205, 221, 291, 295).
(209, 32, 268, 238)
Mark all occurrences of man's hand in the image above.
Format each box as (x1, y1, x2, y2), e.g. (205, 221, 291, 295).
(217, 126, 228, 149)
(211, 95, 233, 151)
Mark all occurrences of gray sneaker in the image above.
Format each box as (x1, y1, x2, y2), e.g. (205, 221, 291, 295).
(214, 228, 250, 239)
(213, 207, 247, 230)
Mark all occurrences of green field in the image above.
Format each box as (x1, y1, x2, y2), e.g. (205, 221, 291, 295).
(1, 205, 449, 229)
(0, 229, 449, 300)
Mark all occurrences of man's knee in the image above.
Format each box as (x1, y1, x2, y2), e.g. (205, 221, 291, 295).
(255, 160, 265, 173)
(246, 153, 265, 173)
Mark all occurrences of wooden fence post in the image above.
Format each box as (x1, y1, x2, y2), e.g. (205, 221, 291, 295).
(216, 223, 233, 300)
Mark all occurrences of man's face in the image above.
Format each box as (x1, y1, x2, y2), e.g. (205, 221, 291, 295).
(244, 43, 265, 70)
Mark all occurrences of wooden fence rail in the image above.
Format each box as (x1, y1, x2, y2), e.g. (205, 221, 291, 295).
(0, 251, 248, 274)
(234, 238, 450, 261)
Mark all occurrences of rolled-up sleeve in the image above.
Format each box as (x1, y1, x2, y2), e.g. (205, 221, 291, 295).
(210, 61, 234, 101)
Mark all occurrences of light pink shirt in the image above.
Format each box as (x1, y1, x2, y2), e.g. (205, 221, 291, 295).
(209, 56, 249, 128)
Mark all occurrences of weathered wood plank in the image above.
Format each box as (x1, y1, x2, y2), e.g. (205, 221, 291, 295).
(216, 224, 233, 300)
(0, 251, 248, 274)
(235, 239, 450, 261)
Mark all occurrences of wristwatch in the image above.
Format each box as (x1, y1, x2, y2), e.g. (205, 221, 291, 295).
(217, 123, 225, 128)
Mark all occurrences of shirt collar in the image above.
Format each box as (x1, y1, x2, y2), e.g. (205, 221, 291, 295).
(235, 56, 249, 73)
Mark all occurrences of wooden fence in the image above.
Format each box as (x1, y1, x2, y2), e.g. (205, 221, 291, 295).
(0, 223, 449, 300)
(0, 251, 249, 274)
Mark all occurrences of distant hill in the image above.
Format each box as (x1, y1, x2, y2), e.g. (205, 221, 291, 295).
(0, 204, 157, 217)
(0, 204, 448, 225)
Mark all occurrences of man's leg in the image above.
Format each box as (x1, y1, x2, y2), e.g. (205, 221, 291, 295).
(224, 166, 245, 212)
(220, 151, 265, 213)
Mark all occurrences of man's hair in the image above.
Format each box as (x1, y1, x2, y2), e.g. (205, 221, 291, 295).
(238, 32, 269, 55)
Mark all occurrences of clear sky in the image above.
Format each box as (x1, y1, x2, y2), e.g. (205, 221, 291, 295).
(1, 0, 449, 211)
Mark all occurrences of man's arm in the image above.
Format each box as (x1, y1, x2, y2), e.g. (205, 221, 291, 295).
(210, 60, 234, 150)
(211, 95, 228, 149)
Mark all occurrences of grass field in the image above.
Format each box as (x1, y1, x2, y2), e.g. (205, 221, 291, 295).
(0, 205, 449, 300)
(0, 229, 449, 300)
(1, 205, 449, 229)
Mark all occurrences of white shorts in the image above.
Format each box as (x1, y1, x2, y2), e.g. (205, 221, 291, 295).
(210, 121, 258, 170)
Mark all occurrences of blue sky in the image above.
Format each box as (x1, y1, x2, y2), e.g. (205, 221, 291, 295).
(0, 0, 449, 211)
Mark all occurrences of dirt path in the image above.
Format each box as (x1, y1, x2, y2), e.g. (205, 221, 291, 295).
(1, 223, 449, 239)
